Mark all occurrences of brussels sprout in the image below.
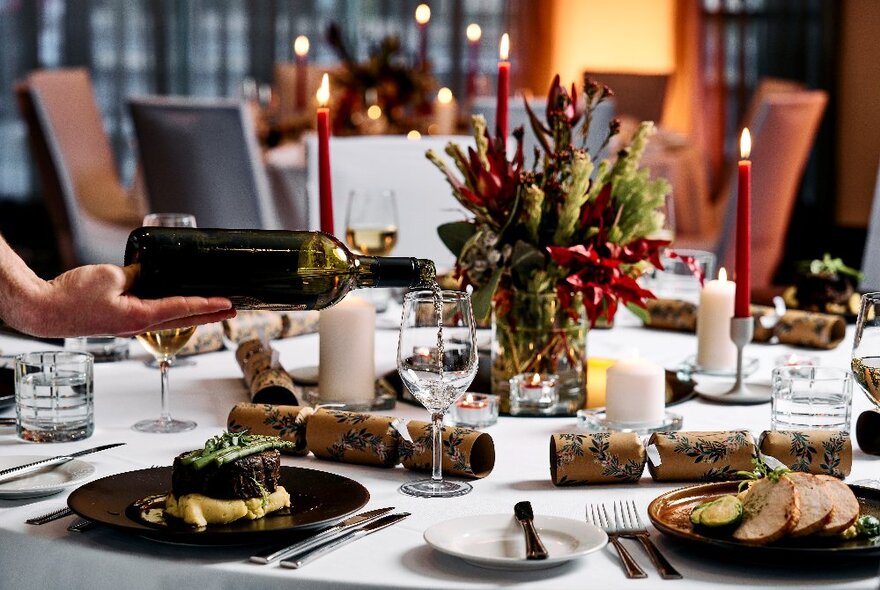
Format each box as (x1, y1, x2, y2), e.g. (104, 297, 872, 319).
(856, 514, 880, 538)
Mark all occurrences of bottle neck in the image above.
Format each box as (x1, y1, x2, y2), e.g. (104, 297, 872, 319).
(355, 256, 435, 288)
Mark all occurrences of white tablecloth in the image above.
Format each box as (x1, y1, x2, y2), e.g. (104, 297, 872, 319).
(0, 312, 878, 590)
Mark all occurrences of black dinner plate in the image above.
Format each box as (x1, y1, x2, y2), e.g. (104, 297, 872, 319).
(68, 466, 369, 545)
(648, 481, 880, 560)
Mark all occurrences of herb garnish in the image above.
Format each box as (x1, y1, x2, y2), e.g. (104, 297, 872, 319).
(736, 456, 791, 492)
(178, 431, 295, 471)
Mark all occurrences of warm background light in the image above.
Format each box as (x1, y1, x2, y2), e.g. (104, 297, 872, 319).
(466, 23, 482, 43)
(740, 128, 752, 159)
(316, 73, 329, 106)
(549, 0, 674, 86)
(499, 33, 509, 61)
(407, 130, 422, 140)
(366, 105, 382, 120)
(293, 35, 309, 57)
(437, 87, 453, 104)
(415, 3, 431, 25)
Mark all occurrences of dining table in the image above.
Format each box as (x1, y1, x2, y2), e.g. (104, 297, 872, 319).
(0, 306, 877, 590)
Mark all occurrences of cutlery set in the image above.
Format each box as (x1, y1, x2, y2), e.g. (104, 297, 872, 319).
(251, 508, 410, 568)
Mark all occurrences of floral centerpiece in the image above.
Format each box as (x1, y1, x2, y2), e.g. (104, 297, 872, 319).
(427, 75, 671, 414)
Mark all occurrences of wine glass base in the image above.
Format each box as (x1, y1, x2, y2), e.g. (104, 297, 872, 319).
(399, 479, 472, 498)
(132, 418, 197, 433)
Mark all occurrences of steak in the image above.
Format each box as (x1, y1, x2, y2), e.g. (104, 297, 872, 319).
(171, 449, 281, 500)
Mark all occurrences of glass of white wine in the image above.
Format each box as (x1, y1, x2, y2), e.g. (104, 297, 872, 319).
(133, 213, 198, 433)
(345, 189, 399, 257)
(852, 292, 880, 410)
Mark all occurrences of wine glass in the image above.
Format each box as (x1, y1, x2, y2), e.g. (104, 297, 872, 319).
(132, 213, 198, 433)
(852, 292, 880, 410)
(345, 189, 399, 312)
(397, 289, 478, 497)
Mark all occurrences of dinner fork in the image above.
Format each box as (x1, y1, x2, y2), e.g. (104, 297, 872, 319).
(616, 501, 682, 579)
(26, 506, 73, 525)
(586, 503, 646, 579)
(67, 518, 96, 533)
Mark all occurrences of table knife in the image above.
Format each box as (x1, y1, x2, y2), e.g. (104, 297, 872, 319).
(280, 512, 411, 569)
(0, 442, 125, 484)
(250, 506, 395, 564)
(514, 501, 549, 560)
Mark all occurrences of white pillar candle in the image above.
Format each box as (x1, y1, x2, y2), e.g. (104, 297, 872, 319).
(605, 358, 666, 424)
(433, 87, 457, 135)
(318, 295, 376, 406)
(696, 267, 737, 371)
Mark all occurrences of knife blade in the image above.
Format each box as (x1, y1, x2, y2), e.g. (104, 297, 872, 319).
(280, 512, 411, 569)
(250, 506, 395, 564)
(0, 442, 125, 484)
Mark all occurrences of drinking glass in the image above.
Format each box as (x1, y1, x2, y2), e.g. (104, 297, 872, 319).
(397, 289, 478, 497)
(345, 189, 399, 311)
(133, 213, 198, 433)
(345, 189, 398, 256)
(852, 292, 880, 410)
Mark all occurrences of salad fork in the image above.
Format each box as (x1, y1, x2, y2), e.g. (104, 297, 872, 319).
(586, 503, 646, 579)
(616, 500, 682, 579)
(26, 506, 73, 525)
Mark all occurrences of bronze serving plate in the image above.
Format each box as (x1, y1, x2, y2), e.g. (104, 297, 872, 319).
(648, 481, 880, 559)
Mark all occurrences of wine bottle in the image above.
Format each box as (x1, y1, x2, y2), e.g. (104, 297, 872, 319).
(124, 227, 436, 311)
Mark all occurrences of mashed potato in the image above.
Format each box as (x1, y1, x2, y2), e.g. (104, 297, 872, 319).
(165, 485, 290, 527)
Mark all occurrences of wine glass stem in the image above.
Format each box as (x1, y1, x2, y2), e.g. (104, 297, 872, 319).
(431, 411, 443, 483)
(159, 359, 172, 424)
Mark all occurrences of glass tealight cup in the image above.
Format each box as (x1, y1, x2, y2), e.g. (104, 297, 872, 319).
(771, 366, 852, 431)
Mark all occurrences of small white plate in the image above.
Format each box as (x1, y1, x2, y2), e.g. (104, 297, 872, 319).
(0, 455, 95, 499)
(424, 514, 607, 570)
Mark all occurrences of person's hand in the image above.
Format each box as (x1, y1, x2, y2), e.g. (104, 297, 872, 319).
(13, 264, 235, 338)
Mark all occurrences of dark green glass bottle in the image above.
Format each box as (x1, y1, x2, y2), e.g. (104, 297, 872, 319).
(124, 227, 436, 310)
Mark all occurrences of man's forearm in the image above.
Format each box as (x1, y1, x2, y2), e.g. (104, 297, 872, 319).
(0, 234, 45, 331)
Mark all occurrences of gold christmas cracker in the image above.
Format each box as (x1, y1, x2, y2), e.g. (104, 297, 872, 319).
(399, 420, 495, 479)
(305, 408, 400, 467)
(223, 311, 319, 344)
(644, 299, 697, 332)
(750, 305, 775, 343)
(550, 432, 645, 486)
(178, 322, 225, 356)
(227, 403, 309, 456)
(234, 340, 298, 405)
(223, 311, 286, 343)
(646, 431, 757, 482)
(759, 430, 851, 478)
(774, 310, 847, 349)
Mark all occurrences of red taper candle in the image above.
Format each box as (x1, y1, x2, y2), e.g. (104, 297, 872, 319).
(734, 128, 751, 318)
(496, 33, 510, 140)
(293, 36, 309, 111)
(316, 73, 334, 234)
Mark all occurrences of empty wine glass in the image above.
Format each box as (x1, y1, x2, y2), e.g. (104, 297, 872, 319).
(133, 213, 198, 433)
(397, 289, 478, 497)
(852, 292, 880, 410)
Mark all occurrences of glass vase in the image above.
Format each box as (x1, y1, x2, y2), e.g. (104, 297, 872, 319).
(491, 290, 587, 415)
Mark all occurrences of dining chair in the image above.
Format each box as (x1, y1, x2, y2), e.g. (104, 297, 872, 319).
(676, 89, 828, 289)
(129, 96, 281, 229)
(471, 95, 616, 163)
(304, 135, 476, 270)
(18, 68, 146, 268)
(583, 72, 670, 124)
(859, 158, 880, 291)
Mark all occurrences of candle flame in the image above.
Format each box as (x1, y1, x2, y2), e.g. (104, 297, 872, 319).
(464, 393, 475, 404)
(466, 23, 482, 43)
(437, 87, 453, 104)
(316, 73, 329, 107)
(415, 3, 431, 25)
(530, 372, 541, 386)
(718, 267, 728, 282)
(499, 33, 510, 60)
(293, 35, 309, 57)
(740, 128, 751, 159)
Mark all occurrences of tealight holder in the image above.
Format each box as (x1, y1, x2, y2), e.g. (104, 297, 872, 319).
(508, 373, 559, 416)
(446, 393, 499, 428)
(774, 352, 819, 368)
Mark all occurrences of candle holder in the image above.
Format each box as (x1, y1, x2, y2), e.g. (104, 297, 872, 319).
(694, 317, 771, 404)
(508, 373, 559, 416)
(446, 393, 499, 428)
